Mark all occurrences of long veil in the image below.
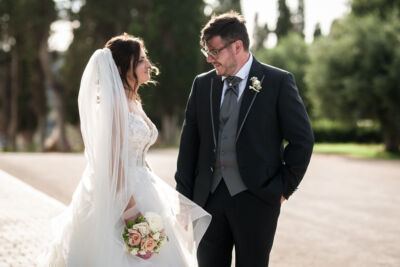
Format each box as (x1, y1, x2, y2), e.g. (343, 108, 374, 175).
(71, 48, 131, 265)
(38, 48, 211, 267)
(37, 48, 131, 266)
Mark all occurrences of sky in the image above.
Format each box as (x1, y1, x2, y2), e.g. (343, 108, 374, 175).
(241, 0, 350, 46)
(48, 0, 351, 51)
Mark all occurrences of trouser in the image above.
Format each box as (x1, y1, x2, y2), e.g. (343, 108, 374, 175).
(197, 181, 281, 267)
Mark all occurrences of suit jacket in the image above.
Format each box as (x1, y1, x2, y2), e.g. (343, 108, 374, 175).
(175, 57, 314, 207)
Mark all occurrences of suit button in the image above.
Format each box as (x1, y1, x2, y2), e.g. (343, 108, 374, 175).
(210, 167, 214, 172)
(213, 149, 216, 153)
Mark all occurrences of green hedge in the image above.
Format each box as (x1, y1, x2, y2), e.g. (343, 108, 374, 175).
(311, 120, 382, 143)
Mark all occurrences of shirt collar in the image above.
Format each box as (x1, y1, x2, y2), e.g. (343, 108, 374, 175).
(222, 53, 253, 82)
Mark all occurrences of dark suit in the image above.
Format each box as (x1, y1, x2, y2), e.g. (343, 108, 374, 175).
(175, 57, 314, 266)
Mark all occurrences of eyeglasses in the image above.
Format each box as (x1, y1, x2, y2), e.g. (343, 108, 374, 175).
(201, 40, 236, 59)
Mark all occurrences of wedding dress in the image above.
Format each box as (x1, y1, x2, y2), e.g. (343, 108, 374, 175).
(38, 48, 211, 267)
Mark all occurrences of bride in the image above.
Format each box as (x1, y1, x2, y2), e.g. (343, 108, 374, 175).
(38, 33, 211, 267)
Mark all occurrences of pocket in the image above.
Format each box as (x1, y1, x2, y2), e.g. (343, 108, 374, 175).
(258, 167, 278, 187)
(264, 174, 284, 202)
(253, 175, 283, 206)
(266, 167, 279, 179)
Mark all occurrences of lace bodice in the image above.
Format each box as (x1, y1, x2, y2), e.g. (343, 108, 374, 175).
(128, 112, 158, 167)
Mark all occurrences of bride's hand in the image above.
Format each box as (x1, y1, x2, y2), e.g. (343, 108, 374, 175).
(123, 206, 141, 223)
(123, 196, 141, 223)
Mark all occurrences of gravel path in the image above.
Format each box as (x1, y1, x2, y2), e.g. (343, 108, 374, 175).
(0, 151, 399, 266)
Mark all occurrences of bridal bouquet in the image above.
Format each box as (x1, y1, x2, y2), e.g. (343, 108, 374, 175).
(123, 212, 169, 259)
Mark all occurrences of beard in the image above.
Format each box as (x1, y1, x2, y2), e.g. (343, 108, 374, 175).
(214, 57, 237, 77)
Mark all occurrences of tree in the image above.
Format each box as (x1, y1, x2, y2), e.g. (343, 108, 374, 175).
(251, 13, 270, 51)
(313, 23, 322, 40)
(275, 0, 294, 40)
(293, 0, 305, 38)
(30, 0, 57, 152)
(0, 0, 22, 150)
(0, 51, 10, 150)
(128, 0, 206, 144)
(255, 32, 311, 114)
(62, 0, 143, 126)
(306, 14, 400, 152)
(0, 0, 56, 151)
(61, 0, 205, 145)
(351, 0, 400, 18)
(212, 0, 242, 14)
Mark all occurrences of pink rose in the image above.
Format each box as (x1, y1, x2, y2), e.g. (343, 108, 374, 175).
(141, 237, 156, 252)
(128, 229, 141, 246)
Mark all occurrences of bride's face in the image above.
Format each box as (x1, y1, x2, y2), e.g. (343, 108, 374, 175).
(126, 48, 152, 89)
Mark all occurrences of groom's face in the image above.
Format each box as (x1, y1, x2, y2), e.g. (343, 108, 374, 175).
(205, 36, 237, 77)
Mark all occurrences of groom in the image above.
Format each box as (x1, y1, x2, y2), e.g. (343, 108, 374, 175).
(175, 11, 314, 267)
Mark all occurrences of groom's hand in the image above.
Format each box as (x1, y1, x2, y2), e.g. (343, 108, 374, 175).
(280, 196, 286, 203)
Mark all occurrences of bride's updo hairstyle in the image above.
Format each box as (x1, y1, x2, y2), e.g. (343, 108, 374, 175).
(105, 33, 158, 101)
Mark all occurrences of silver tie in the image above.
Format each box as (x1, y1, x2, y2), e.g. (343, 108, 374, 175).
(220, 76, 242, 124)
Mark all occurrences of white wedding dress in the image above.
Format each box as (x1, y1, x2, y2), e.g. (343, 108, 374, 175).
(38, 48, 211, 267)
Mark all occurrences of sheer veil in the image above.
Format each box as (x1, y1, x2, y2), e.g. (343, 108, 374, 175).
(73, 48, 131, 265)
(38, 48, 131, 266)
(39, 48, 211, 267)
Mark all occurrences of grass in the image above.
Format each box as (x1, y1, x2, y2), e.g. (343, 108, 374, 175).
(314, 143, 400, 160)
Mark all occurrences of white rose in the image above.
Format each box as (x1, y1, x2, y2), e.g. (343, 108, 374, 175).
(152, 232, 160, 240)
(132, 222, 147, 229)
(139, 250, 146, 255)
(130, 248, 139, 255)
(144, 212, 164, 232)
(133, 222, 150, 236)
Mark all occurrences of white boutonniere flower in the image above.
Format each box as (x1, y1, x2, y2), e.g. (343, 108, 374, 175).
(249, 76, 262, 92)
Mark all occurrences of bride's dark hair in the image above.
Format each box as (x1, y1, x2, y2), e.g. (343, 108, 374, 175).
(105, 33, 158, 102)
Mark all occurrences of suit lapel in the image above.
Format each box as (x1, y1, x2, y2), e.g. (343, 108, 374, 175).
(236, 58, 265, 142)
(210, 75, 223, 147)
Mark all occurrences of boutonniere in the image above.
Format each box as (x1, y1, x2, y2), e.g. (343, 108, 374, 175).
(249, 76, 262, 92)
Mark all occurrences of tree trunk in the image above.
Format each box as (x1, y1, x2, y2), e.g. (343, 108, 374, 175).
(161, 114, 179, 146)
(381, 118, 400, 153)
(0, 53, 10, 150)
(38, 36, 69, 151)
(36, 114, 46, 152)
(8, 51, 19, 151)
(21, 130, 35, 151)
(53, 81, 69, 151)
(31, 39, 49, 152)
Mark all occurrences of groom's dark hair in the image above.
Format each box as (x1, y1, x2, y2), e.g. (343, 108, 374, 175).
(201, 11, 250, 51)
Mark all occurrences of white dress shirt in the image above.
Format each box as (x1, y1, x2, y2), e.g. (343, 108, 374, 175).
(220, 54, 253, 106)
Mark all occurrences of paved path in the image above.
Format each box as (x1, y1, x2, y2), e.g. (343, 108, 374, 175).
(0, 169, 64, 267)
(0, 151, 400, 266)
